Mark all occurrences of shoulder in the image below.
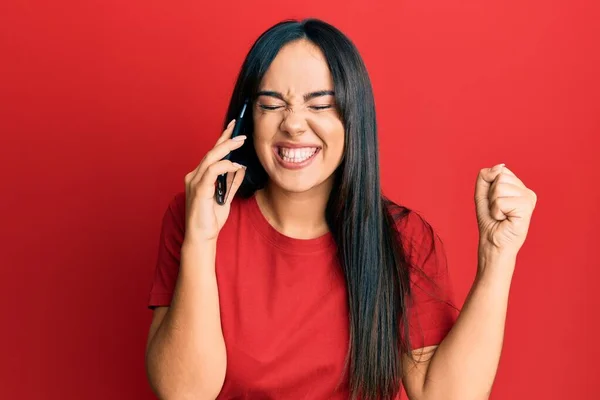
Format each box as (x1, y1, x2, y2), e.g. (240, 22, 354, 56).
(385, 199, 447, 276)
(385, 200, 439, 252)
(167, 191, 186, 219)
(158, 192, 186, 236)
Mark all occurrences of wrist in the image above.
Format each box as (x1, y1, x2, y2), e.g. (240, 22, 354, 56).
(182, 237, 217, 257)
(477, 242, 518, 279)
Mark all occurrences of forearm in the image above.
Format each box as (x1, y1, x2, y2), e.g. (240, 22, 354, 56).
(421, 246, 516, 400)
(147, 240, 226, 400)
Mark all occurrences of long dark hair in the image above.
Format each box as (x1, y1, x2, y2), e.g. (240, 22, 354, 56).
(224, 18, 426, 400)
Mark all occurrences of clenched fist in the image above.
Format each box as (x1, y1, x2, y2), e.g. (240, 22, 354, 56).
(475, 164, 538, 257)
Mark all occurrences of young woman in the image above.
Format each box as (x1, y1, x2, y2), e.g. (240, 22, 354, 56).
(145, 19, 537, 400)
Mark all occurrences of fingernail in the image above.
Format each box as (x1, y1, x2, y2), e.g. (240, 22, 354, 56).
(233, 162, 245, 169)
(228, 119, 235, 128)
(232, 135, 247, 141)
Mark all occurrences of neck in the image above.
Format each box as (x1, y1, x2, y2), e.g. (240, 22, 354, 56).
(255, 179, 333, 240)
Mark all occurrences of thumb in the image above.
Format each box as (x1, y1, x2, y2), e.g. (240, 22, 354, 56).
(475, 163, 505, 214)
(225, 166, 246, 205)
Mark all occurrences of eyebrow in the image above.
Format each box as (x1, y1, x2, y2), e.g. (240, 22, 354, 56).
(255, 90, 335, 102)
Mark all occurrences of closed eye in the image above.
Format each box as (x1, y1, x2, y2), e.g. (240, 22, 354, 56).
(258, 104, 333, 111)
(258, 104, 283, 111)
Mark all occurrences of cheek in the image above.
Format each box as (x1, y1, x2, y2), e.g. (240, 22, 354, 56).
(252, 115, 276, 149)
(308, 116, 345, 152)
(252, 136, 272, 165)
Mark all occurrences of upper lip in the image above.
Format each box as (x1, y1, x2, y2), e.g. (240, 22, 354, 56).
(273, 142, 322, 149)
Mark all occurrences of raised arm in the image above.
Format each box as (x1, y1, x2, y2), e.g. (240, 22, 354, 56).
(402, 164, 537, 400)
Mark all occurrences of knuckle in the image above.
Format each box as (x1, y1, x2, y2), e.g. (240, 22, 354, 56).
(490, 185, 502, 198)
(198, 157, 208, 169)
(194, 180, 204, 193)
(529, 189, 538, 204)
(206, 162, 219, 174)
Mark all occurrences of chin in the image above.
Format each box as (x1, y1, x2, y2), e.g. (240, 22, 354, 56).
(268, 172, 333, 195)
(272, 179, 319, 194)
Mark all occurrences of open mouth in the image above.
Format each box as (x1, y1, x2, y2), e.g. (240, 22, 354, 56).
(273, 146, 322, 169)
(277, 146, 320, 163)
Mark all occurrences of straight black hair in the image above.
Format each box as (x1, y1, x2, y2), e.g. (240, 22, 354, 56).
(224, 18, 439, 400)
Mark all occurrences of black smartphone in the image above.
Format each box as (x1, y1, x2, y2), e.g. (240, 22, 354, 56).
(216, 100, 249, 205)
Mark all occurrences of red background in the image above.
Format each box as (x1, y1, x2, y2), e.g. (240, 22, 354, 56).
(1, 0, 599, 399)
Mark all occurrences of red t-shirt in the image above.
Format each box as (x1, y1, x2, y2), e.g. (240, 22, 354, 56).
(148, 192, 458, 399)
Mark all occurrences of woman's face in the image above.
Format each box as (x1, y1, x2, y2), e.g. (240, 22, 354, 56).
(252, 39, 345, 194)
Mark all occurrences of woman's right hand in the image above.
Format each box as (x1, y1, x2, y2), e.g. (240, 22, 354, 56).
(184, 119, 247, 243)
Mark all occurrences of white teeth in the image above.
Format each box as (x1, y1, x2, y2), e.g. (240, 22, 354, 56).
(278, 147, 318, 163)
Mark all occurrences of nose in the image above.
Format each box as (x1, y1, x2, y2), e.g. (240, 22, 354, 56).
(279, 109, 307, 137)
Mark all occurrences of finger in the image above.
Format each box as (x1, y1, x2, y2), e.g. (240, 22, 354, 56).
(475, 163, 505, 205)
(204, 136, 247, 168)
(185, 120, 238, 184)
(211, 169, 237, 204)
(488, 169, 524, 204)
(489, 182, 527, 204)
(489, 196, 532, 221)
(218, 169, 236, 204)
(495, 168, 525, 188)
(194, 160, 244, 198)
(500, 166, 516, 177)
(225, 167, 246, 205)
(225, 170, 235, 193)
(193, 137, 247, 183)
(499, 167, 536, 206)
(215, 119, 237, 146)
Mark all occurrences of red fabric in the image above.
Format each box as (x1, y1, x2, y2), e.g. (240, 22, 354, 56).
(148, 192, 458, 399)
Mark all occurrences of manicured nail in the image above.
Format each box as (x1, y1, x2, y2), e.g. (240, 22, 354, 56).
(232, 135, 247, 141)
(233, 162, 245, 169)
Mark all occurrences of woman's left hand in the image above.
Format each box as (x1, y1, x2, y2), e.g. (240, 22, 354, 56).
(475, 164, 538, 257)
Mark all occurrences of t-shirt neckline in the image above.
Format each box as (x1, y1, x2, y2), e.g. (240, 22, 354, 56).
(245, 193, 336, 254)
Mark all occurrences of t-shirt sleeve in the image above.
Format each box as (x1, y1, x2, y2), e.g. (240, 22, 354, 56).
(148, 192, 187, 309)
(397, 210, 459, 350)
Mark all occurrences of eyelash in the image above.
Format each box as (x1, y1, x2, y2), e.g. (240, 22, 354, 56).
(258, 105, 332, 111)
